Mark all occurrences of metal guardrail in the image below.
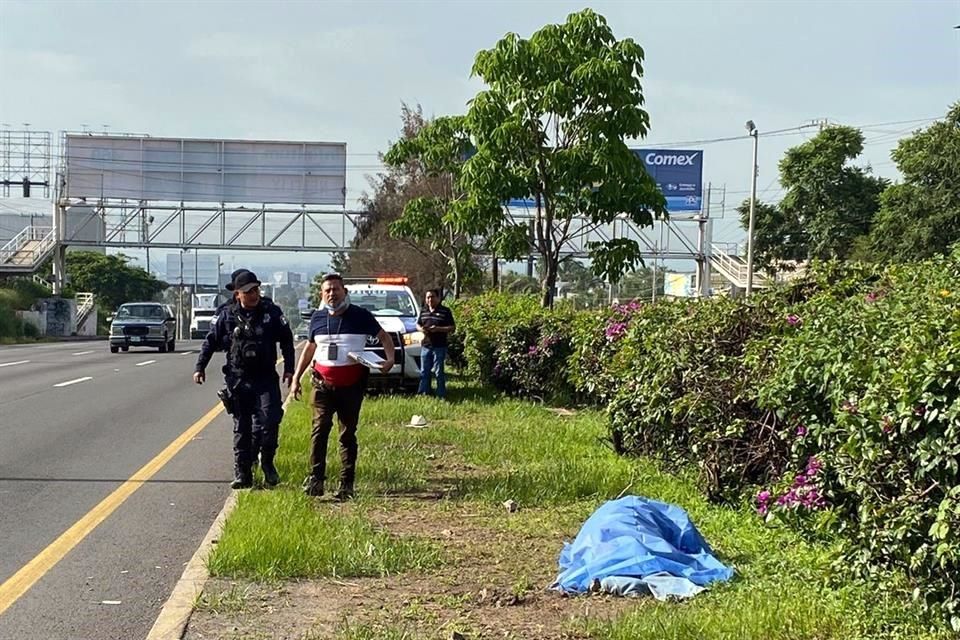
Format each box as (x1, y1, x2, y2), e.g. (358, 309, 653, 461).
(76, 292, 95, 327)
(709, 243, 771, 289)
(0, 226, 56, 272)
(0, 226, 35, 262)
(709, 244, 749, 285)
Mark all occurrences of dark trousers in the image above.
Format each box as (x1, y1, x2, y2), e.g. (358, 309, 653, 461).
(232, 373, 283, 471)
(418, 345, 448, 399)
(309, 372, 366, 487)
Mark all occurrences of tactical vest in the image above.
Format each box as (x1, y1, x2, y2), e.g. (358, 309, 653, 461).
(228, 303, 268, 377)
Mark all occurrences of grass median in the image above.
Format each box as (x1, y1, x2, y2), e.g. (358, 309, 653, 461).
(201, 378, 950, 640)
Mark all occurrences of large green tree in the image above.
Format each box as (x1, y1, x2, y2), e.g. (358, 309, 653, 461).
(333, 105, 482, 298)
(776, 126, 886, 261)
(383, 115, 482, 299)
(736, 199, 807, 273)
(868, 102, 960, 262)
(461, 9, 665, 307)
(65, 251, 167, 311)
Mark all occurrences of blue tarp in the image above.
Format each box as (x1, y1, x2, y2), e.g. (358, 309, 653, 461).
(551, 496, 734, 599)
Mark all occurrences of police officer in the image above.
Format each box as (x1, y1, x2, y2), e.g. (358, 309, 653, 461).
(219, 268, 275, 312)
(213, 268, 277, 465)
(194, 270, 295, 489)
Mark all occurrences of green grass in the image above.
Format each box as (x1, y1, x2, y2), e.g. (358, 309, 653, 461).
(207, 377, 951, 639)
(207, 490, 441, 579)
(331, 622, 419, 640)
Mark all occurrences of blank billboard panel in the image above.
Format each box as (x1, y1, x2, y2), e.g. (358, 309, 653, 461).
(64, 135, 347, 205)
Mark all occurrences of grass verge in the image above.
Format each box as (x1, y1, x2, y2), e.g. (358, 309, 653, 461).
(201, 378, 950, 640)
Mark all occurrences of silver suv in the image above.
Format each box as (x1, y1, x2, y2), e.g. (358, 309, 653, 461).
(109, 303, 177, 353)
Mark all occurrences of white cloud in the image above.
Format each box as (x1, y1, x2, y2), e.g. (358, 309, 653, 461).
(0, 49, 86, 76)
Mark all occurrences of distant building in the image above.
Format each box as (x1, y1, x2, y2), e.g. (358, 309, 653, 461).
(271, 271, 304, 287)
(165, 252, 221, 287)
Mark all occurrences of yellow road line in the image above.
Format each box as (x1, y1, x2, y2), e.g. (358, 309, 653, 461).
(0, 403, 224, 617)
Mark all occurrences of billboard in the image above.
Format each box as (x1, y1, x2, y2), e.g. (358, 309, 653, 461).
(664, 272, 696, 298)
(166, 253, 221, 286)
(64, 205, 105, 243)
(64, 135, 347, 206)
(505, 148, 703, 213)
(633, 149, 703, 212)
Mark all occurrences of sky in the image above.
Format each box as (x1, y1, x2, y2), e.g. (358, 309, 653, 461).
(1, 0, 958, 276)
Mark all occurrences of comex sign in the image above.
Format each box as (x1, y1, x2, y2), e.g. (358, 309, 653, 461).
(634, 149, 703, 212)
(506, 148, 704, 213)
(644, 151, 699, 166)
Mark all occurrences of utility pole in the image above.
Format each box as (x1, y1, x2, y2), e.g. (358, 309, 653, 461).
(651, 219, 659, 304)
(696, 183, 711, 298)
(178, 250, 184, 341)
(142, 204, 151, 276)
(745, 120, 759, 296)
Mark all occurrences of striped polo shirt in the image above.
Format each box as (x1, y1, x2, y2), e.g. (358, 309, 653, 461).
(309, 305, 382, 386)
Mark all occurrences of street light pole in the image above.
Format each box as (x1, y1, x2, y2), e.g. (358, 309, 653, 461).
(745, 120, 759, 296)
(178, 249, 184, 342)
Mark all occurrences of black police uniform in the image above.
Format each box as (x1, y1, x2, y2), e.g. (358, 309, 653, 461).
(195, 298, 294, 488)
(210, 287, 278, 417)
(212, 269, 276, 467)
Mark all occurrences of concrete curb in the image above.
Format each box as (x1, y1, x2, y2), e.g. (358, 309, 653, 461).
(144, 491, 237, 640)
(145, 368, 300, 640)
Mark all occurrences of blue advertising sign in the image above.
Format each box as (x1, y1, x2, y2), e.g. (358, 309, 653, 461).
(504, 148, 704, 212)
(633, 149, 703, 212)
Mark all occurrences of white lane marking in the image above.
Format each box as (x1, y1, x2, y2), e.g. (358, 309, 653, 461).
(135, 360, 157, 367)
(179, 351, 194, 356)
(0, 360, 30, 368)
(53, 376, 93, 388)
(71, 351, 94, 356)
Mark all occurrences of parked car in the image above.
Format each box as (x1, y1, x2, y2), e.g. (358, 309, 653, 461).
(294, 324, 309, 341)
(108, 302, 177, 353)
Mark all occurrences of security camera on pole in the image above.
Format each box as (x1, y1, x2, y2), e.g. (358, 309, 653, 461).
(744, 120, 759, 296)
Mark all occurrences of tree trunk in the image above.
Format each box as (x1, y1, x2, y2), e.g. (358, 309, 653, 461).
(450, 254, 462, 300)
(541, 257, 558, 308)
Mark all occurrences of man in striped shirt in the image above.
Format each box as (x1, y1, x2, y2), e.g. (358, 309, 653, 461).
(290, 273, 395, 500)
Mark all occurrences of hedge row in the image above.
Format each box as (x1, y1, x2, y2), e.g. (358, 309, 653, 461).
(450, 251, 960, 627)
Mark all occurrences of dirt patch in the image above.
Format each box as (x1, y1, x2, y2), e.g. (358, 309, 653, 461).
(183, 502, 638, 640)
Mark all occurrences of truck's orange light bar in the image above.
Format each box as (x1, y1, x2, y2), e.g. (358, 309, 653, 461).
(375, 277, 408, 284)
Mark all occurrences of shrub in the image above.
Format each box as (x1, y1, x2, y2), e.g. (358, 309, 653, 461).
(602, 294, 792, 502)
(451, 253, 960, 624)
(0, 278, 48, 339)
(750, 251, 960, 626)
(451, 293, 579, 404)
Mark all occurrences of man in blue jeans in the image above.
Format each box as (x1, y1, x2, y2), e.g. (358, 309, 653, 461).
(416, 289, 455, 399)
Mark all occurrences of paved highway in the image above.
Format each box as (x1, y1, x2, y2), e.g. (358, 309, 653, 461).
(0, 340, 237, 640)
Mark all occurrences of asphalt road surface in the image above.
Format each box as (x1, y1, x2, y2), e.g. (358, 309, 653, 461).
(0, 340, 241, 640)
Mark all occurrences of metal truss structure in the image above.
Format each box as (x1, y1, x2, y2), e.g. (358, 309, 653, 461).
(1, 129, 51, 198)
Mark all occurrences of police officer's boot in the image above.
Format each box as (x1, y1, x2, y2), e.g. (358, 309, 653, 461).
(260, 453, 280, 487)
(231, 465, 253, 490)
(333, 482, 354, 502)
(302, 475, 324, 497)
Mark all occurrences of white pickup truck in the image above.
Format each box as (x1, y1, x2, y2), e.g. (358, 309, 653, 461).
(190, 293, 223, 339)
